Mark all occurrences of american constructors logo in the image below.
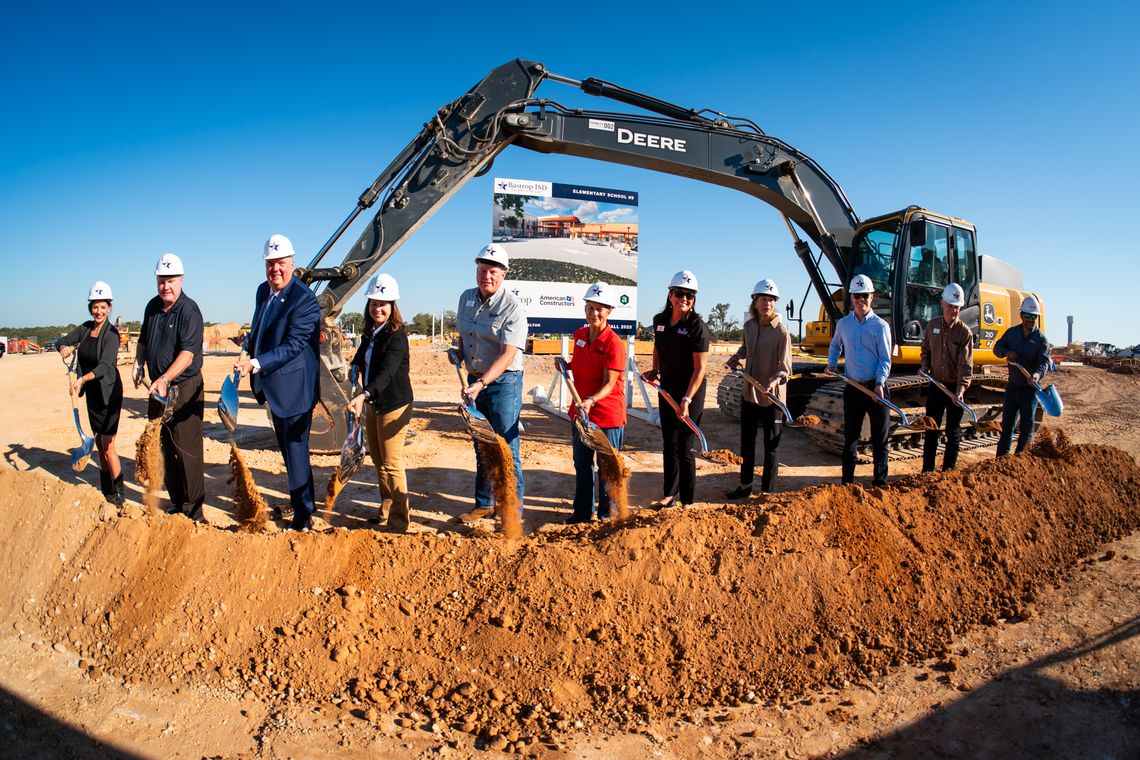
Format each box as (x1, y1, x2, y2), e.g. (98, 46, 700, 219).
(494, 178, 552, 196)
(539, 294, 576, 308)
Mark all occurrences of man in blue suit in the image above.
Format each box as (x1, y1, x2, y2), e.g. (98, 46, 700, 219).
(235, 233, 321, 531)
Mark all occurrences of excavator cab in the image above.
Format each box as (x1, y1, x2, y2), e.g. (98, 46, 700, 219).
(825, 207, 981, 366)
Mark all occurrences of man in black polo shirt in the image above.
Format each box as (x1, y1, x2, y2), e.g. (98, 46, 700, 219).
(134, 253, 206, 520)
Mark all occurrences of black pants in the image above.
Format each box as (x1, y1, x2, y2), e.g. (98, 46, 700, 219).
(739, 400, 781, 493)
(660, 396, 702, 505)
(149, 372, 205, 510)
(923, 387, 965, 472)
(842, 384, 890, 486)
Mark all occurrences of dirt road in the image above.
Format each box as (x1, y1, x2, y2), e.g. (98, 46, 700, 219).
(0, 351, 1137, 758)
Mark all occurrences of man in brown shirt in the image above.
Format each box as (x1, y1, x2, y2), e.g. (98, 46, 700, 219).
(920, 282, 974, 471)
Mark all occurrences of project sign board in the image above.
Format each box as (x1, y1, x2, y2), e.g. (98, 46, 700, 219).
(492, 177, 639, 335)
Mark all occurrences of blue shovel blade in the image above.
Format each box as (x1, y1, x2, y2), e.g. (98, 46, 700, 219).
(219, 371, 240, 432)
(1038, 384, 1064, 417)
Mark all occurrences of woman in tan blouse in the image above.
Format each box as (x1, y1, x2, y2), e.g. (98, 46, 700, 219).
(725, 278, 793, 497)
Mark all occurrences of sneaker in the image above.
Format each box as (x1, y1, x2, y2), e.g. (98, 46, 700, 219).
(725, 485, 753, 501)
(165, 504, 185, 515)
(458, 506, 494, 523)
(649, 497, 677, 510)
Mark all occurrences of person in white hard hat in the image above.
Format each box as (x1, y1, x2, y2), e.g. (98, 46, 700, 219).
(566, 281, 627, 523)
(455, 243, 528, 523)
(59, 281, 126, 505)
(347, 273, 414, 532)
(920, 282, 974, 471)
(725, 278, 792, 498)
(135, 252, 207, 520)
(828, 274, 893, 487)
(234, 234, 322, 531)
(993, 294, 1050, 456)
(646, 270, 711, 508)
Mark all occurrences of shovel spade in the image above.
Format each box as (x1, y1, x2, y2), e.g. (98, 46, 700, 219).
(553, 357, 622, 459)
(824, 368, 938, 431)
(63, 354, 95, 471)
(218, 369, 241, 434)
(737, 371, 819, 428)
(446, 347, 502, 445)
(325, 365, 366, 511)
(638, 372, 711, 453)
(918, 370, 1003, 433)
(1010, 362, 1064, 417)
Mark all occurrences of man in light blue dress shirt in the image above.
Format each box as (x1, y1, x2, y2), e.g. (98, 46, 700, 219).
(828, 274, 893, 486)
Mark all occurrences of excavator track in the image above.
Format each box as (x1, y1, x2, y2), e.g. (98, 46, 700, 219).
(717, 371, 1012, 462)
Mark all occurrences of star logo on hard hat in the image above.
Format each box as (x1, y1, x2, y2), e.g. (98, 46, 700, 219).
(378, 285, 386, 293)
(270, 243, 279, 251)
(593, 287, 603, 296)
(682, 275, 692, 283)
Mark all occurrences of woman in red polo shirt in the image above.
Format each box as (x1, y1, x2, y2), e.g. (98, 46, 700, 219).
(566, 282, 627, 523)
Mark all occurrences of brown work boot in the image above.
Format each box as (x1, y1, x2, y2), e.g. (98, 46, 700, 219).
(457, 506, 494, 523)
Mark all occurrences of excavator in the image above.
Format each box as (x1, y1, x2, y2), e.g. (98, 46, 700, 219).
(293, 59, 1043, 456)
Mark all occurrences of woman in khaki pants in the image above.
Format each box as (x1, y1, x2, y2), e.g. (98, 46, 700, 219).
(347, 273, 414, 532)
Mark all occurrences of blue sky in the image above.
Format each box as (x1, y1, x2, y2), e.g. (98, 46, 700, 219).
(2, 2, 1137, 347)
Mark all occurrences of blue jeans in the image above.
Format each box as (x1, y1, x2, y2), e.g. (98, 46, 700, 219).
(571, 423, 625, 519)
(470, 370, 524, 509)
(997, 384, 1038, 456)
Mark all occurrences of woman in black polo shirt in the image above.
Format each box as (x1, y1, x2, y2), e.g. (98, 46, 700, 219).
(647, 270, 711, 508)
(59, 281, 125, 505)
(348, 273, 414, 532)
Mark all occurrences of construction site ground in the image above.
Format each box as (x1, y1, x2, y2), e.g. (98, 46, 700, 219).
(1, 346, 1138, 758)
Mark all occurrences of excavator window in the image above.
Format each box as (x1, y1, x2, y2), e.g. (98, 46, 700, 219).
(902, 221, 950, 340)
(853, 224, 898, 301)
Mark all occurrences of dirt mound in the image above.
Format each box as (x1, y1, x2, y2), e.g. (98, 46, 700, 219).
(4, 439, 1140, 747)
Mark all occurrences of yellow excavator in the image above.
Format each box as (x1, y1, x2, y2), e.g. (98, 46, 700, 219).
(285, 59, 1041, 456)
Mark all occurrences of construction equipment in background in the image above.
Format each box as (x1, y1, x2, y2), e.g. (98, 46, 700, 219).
(255, 59, 1043, 458)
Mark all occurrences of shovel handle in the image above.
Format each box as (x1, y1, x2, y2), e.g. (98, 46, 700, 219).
(918, 370, 978, 424)
(1008, 361, 1042, 391)
(825, 368, 912, 426)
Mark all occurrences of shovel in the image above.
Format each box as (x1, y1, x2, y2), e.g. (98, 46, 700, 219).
(737, 372, 819, 428)
(1010, 362, 1064, 417)
(63, 354, 95, 471)
(918, 370, 1002, 434)
(553, 357, 622, 459)
(446, 347, 502, 445)
(218, 369, 241, 434)
(325, 365, 366, 511)
(824, 368, 938, 431)
(638, 372, 711, 453)
(140, 377, 178, 424)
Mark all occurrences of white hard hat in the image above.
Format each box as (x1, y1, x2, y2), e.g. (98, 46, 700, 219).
(751, 278, 779, 299)
(475, 243, 509, 270)
(942, 282, 965, 307)
(583, 281, 616, 308)
(365, 273, 400, 301)
(264, 233, 295, 261)
(668, 270, 699, 292)
(155, 253, 185, 276)
(848, 274, 875, 294)
(1020, 295, 1041, 315)
(88, 280, 113, 301)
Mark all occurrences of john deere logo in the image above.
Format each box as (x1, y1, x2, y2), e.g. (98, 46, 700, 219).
(983, 302, 995, 325)
(619, 294, 630, 305)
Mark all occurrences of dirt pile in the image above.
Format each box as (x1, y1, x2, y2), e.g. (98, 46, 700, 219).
(4, 436, 1139, 749)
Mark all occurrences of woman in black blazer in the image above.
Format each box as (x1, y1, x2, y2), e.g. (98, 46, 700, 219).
(59, 281, 125, 504)
(348, 273, 414, 532)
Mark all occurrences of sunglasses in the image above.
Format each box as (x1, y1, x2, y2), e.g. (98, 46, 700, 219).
(1021, 312, 1039, 320)
(851, 293, 871, 301)
(670, 289, 696, 300)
